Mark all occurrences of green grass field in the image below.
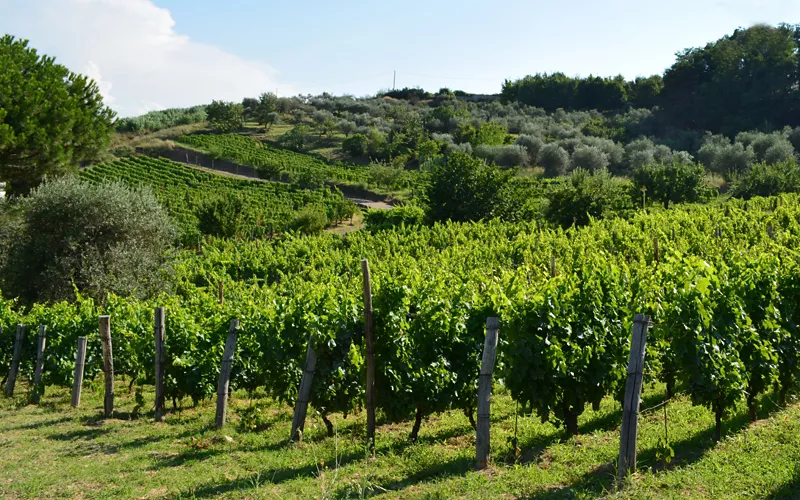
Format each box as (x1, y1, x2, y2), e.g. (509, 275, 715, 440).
(1, 380, 799, 499)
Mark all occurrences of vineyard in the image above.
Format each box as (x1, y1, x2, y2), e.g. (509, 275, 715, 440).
(2, 194, 799, 451)
(176, 133, 419, 194)
(79, 156, 356, 241)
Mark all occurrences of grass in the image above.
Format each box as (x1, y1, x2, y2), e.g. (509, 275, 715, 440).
(1, 380, 799, 499)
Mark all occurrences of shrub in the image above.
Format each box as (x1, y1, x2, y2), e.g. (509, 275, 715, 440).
(545, 168, 630, 227)
(288, 206, 328, 234)
(342, 133, 369, 157)
(537, 143, 570, 177)
(474, 121, 508, 146)
(280, 124, 310, 151)
(0, 176, 177, 305)
(730, 159, 800, 199)
(196, 195, 246, 238)
(206, 100, 244, 133)
(424, 152, 517, 222)
(571, 146, 609, 172)
(632, 161, 708, 208)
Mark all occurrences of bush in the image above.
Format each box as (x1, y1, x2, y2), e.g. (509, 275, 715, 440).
(280, 124, 310, 151)
(730, 160, 800, 199)
(474, 144, 528, 168)
(196, 195, 246, 238)
(424, 152, 517, 222)
(632, 161, 708, 208)
(342, 133, 369, 157)
(545, 168, 630, 227)
(571, 146, 609, 172)
(538, 143, 570, 177)
(364, 205, 426, 231)
(206, 100, 244, 133)
(0, 176, 177, 305)
(288, 207, 328, 234)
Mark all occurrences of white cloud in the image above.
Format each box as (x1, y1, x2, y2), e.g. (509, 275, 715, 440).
(0, 0, 293, 116)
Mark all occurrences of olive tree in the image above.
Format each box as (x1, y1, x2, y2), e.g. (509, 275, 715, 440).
(0, 176, 177, 305)
(537, 143, 570, 177)
(0, 36, 116, 195)
(571, 146, 609, 172)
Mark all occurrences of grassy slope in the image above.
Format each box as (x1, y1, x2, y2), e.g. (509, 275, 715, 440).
(1, 381, 798, 499)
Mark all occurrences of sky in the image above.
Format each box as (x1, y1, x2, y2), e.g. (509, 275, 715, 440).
(1, 0, 799, 117)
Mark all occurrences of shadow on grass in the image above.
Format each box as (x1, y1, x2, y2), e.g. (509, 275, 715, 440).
(637, 392, 785, 473)
(521, 461, 617, 499)
(168, 449, 369, 498)
(766, 464, 800, 499)
(2, 415, 74, 431)
(47, 427, 109, 441)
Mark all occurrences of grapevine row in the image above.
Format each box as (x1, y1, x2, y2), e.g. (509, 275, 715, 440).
(2, 195, 799, 439)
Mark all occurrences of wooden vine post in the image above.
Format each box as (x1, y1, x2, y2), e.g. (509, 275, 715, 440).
(99, 316, 115, 417)
(4, 324, 25, 397)
(476, 317, 501, 470)
(617, 314, 651, 486)
(218, 281, 224, 304)
(362, 259, 376, 453)
(215, 320, 239, 429)
(154, 307, 166, 422)
(30, 325, 48, 404)
(71, 336, 88, 408)
(549, 255, 556, 278)
(290, 340, 318, 442)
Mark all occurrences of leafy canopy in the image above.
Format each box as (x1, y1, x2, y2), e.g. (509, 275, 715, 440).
(0, 35, 116, 195)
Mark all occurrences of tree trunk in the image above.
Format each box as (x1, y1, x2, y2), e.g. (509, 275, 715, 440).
(714, 403, 723, 442)
(410, 405, 424, 442)
(666, 376, 674, 399)
(321, 413, 334, 438)
(563, 399, 580, 438)
(747, 393, 757, 422)
(464, 407, 476, 430)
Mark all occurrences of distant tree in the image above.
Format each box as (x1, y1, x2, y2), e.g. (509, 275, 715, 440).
(280, 124, 310, 151)
(515, 135, 545, 164)
(342, 133, 369, 157)
(253, 92, 279, 129)
(337, 119, 358, 137)
(242, 97, 258, 120)
(0, 35, 116, 195)
(425, 152, 517, 222)
(764, 141, 795, 164)
(474, 121, 508, 146)
(474, 144, 528, 168)
(538, 143, 570, 177)
(207, 100, 244, 132)
(263, 111, 281, 132)
(660, 24, 800, 133)
(731, 159, 800, 199)
(628, 75, 663, 109)
(312, 110, 336, 137)
(571, 146, 610, 172)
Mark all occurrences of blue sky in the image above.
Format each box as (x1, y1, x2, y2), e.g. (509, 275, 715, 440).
(2, 0, 799, 115)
